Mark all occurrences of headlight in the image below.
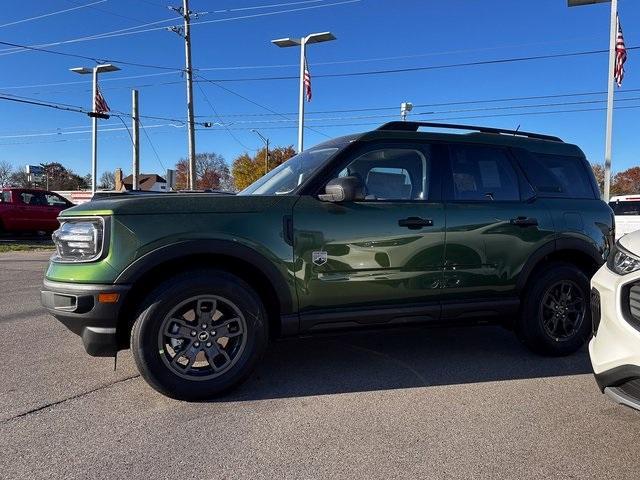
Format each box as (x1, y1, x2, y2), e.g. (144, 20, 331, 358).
(608, 243, 640, 275)
(52, 218, 105, 263)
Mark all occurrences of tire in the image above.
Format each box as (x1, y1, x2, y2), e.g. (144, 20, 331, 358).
(516, 262, 591, 356)
(130, 269, 268, 400)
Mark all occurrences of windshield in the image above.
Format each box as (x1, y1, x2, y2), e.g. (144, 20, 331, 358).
(610, 201, 640, 216)
(238, 147, 339, 196)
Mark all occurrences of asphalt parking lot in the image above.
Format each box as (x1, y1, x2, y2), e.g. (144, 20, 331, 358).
(1, 251, 640, 479)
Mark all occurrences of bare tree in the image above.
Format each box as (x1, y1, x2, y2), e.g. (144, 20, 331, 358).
(0, 160, 13, 187)
(99, 171, 115, 190)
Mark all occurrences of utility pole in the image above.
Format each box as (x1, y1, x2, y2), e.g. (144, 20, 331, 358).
(131, 90, 140, 190)
(169, 0, 197, 190)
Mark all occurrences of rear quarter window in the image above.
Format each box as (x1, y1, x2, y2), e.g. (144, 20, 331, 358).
(519, 153, 596, 199)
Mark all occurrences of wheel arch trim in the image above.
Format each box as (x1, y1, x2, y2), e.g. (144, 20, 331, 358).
(516, 238, 604, 293)
(114, 239, 294, 315)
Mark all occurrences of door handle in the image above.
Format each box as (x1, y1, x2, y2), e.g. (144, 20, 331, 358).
(398, 217, 433, 230)
(510, 216, 539, 227)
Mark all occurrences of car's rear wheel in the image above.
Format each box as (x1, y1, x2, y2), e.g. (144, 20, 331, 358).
(130, 269, 268, 400)
(516, 262, 591, 356)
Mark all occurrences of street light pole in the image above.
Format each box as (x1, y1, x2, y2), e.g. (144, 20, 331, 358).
(251, 129, 270, 175)
(603, 0, 618, 201)
(568, 0, 618, 200)
(70, 63, 120, 194)
(272, 32, 336, 153)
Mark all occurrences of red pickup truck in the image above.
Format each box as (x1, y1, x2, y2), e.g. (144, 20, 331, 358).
(0, 188, 74, 233)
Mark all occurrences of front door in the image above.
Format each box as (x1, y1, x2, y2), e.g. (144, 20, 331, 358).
(442, 144, 555, 304)
(292, 142, 447, 331)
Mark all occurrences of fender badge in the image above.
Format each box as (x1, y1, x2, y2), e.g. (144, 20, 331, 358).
(312, 251, 328, 266)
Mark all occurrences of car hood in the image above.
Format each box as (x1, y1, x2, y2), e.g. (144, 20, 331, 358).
(618, 229, 640, 253)
(60, 193, 285, 216)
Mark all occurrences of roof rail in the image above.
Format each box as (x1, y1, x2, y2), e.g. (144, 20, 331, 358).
(376, 121, 563, 142)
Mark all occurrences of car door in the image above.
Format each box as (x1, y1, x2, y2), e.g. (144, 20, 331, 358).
(292, 141, 447, 332)
(442, 143, 555, 306)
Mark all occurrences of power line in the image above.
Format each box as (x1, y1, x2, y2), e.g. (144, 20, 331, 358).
(139, 117, 167, 171)
(196, 74, 331, 138)
(0, 40, 182, 71)
(0, 0, 358, 55)
(0, 1, 107, 29)
(195, 82, 256, 151)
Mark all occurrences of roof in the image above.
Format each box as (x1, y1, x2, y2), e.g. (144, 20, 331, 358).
(122, 173, 166, 190)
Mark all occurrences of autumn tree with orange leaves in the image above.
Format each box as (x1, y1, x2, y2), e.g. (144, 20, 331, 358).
(175, 152, 234, 191)
(231, 145, 296, 191)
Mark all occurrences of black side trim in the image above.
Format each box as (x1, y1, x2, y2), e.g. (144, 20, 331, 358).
(441, 298, 519, 320)
(555, 237, 604, 265)
(594, 364, 640, 392)
(114, 240, 294, 315)
(299, 302, 441, 333)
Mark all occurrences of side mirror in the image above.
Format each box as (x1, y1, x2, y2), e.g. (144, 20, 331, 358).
(318, 176, 364, 203)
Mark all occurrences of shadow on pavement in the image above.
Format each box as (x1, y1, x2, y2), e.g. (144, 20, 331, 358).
(226, 324, 592, 401)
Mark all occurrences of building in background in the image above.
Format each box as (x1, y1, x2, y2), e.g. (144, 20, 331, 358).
(121, 174, 167, 192)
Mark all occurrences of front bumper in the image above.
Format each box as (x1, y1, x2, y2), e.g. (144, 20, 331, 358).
(41, 279, 130, 357)
(589, 265, 640, 411)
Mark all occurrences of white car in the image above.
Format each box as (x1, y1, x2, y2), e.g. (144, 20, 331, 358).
(610, 195, 640, 239)
(590, 229, 640, 410)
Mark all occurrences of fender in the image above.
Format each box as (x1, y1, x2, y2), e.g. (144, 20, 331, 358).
(114, 239, 294, 315)
(515, 237, 604, 293)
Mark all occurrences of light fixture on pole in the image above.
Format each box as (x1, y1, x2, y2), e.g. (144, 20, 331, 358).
(272, 31, 336, 153)
(568, 0, 617, 201)
(251, 129, 270, 176)
(400, 102, 413, 121)
(70, 63, 120, 194)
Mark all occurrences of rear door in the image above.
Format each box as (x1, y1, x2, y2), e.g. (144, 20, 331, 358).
(292, 141, 447, 331)
(442, 144, 555, 306)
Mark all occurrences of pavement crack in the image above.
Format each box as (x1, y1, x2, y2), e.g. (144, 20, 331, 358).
(1, 374, 140, 424)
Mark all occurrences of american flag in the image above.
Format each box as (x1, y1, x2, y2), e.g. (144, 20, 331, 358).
(94, 86, 110, 113)
(304, 59, 312, 102)
(615, 13, 627, 87)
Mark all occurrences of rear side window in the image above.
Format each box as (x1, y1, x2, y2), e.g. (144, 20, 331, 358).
(521, 153, 595, 199)
(449, 146, 520, 201)
(610, 201, 640, 216)
(1, 191, 9, 203)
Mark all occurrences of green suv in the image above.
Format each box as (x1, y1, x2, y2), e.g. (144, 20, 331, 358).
(41, 121, 614, 400)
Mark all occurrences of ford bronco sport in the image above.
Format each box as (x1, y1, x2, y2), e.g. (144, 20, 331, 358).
(41, 121, 614, 400)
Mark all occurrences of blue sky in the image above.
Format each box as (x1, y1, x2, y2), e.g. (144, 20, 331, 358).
(0, 0, 638, 179)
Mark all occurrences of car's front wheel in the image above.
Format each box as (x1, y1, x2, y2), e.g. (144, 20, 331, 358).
(516, 262, 591, 356)
(130, 269, 268, 400)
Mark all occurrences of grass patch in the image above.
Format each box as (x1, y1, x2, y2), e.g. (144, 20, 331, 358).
(0, 244, 54, 253)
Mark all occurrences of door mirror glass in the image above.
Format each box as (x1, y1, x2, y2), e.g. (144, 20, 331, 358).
(318, 176, 365, 203)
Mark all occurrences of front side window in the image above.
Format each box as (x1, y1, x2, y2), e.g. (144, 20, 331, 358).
(45, 194, 68, 207)
(239, 147, 339, 196)
(449, 146, 520, 201)
(338, 148, 430, 201)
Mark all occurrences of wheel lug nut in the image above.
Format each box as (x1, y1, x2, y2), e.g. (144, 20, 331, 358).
(191, 331, 197, 336)
(206, 342, 212, 347)
(201, 324, 207, 329)
(194, 342, 200, 347)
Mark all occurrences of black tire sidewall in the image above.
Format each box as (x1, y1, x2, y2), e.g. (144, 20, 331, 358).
(517, 263, 591, 356)
(131, 270, 268, 400)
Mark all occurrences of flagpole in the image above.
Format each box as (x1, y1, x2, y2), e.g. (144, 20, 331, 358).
(604, 0, 618, 202)
(298, 37, 307, 154)
(91, 67, 98, 194)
